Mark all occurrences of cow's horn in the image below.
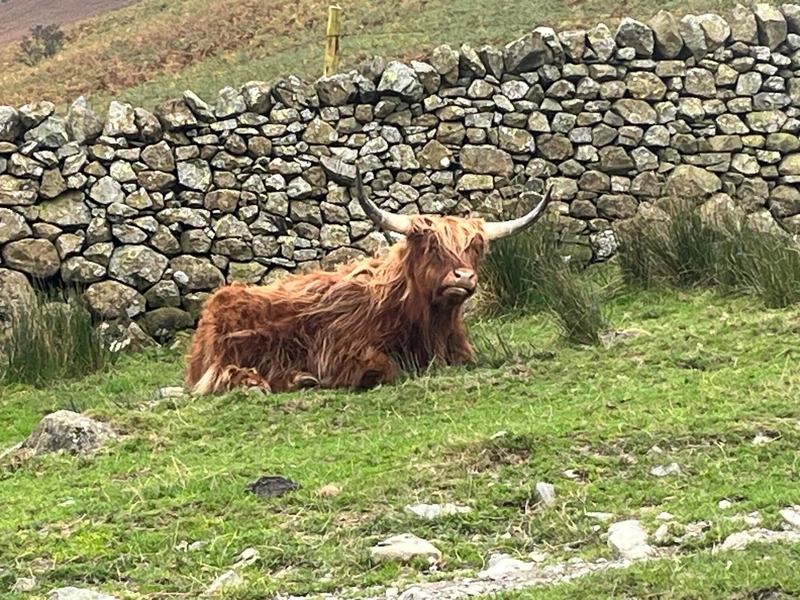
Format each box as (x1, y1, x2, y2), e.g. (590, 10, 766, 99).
(354, 165, 412, 235)
(483, 186, 553, 241)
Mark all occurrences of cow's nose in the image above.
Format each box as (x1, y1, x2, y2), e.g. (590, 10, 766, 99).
(454, 268, 477, 289)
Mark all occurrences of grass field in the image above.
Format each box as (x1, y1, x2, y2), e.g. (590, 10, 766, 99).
(0, 0, 748, 111)
(3, 266, 800, 599)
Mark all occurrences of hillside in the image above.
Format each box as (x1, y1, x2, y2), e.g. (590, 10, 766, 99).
(0, 0, 139, 45)
(0, 0, 744, 111)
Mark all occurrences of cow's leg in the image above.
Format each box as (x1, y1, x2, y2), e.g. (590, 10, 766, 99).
(225, 366, 273, 394)
(322, 347, 397, 390)
(192, 363, 272, 395)
(265, 370, 321, 392)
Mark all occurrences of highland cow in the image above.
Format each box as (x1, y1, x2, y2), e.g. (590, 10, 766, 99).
(185, 166, 552, 395)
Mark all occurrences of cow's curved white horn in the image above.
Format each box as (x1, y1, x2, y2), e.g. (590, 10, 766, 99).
(354, 165, 412, 235)
(483, 186, 553, 241)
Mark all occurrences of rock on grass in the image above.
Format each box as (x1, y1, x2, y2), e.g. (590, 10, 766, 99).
(47, 587, 121, 600)
(370, 533, 442, 564)
(607, 520, 656, 560)
(22, 410, 117, 456)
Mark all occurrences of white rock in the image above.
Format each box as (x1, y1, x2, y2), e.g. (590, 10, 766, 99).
(370, 533, 442, 564)
(719, 530, 756, 551)
(12, 577, 36, 592)
(528, 551, 547, 563)
(585, 511, 615, 521)
(780, 506, 800, 529)
(656, 512, 675, 521)
(745, 511, 763, 526)
(650, 462, 681, 477)
(233, 547, 260, 568)
(47, 587, 121, 600)
(535, 482, 556, 506)
(653, 523, 671, 544)
(478, 553, 535, 580)
(203, 570, 243, 596)
(607, 520, 656, 560)
(404, 503, 471, 520)
(752, 433, 774, 445)
(718, 499, 732, 509)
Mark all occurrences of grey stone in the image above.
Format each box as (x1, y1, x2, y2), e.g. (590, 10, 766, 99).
(103, 101, 137, 137)
(615, 17, 655, 57)
(460, 145, 514, 175)
(177, 160, 212, 192)
(90, 177, 125, 205)
(108, 245, 169, 291)
(731, 3, 759, 44)
(170, 256, 225, 291)
(698, 13, 732, 50)
(684, 68, 717, 97)
(754, 3, 788, 49)
(607, 520, 656, 560)
(613, 99, 657, 124)
(587, 23, 617, 62)
(26, 116, 69, 149)
(378, 61, 425, 102)
(504, 30, 552, 73)
(625, 72, 667, 100)
(0, 207, 31, 243)
(0, 106, 21, 142)
(22, 411, 117, 457)
(680, 14, 708, 59)
(370, 533, 442, 564)
(666, 164, 722, 196)
(141, 141, 175, 171)
(534, 482, 556, 506)
(2, 239, 60, 278)
(315, 74, 358, 106)
(61, 257, 107, 284)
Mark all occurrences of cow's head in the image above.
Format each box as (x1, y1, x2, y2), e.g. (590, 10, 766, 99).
(354, 167, 552, 309)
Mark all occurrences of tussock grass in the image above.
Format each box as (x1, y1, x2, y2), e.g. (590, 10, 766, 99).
(615, 197, 800, 309)
(0, 287, 114, 386)
(479, 218, 607, 346)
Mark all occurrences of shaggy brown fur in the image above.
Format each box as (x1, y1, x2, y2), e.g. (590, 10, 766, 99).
(185, 213, 493, 395)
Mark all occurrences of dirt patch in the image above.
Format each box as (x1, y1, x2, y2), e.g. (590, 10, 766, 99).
(452, 433, 537, 474)
(0, 0, 140, 46)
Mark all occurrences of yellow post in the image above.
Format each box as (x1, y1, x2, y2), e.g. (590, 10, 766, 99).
(324, 5, 342, 78)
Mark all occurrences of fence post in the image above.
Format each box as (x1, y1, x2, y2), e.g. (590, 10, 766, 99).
(324, 5, 342, 78)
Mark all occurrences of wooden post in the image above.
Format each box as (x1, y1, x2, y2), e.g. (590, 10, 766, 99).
(324, 5, 342, 78)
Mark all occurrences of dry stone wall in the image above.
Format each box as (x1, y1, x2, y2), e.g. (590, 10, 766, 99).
(2, 3, 800, 335)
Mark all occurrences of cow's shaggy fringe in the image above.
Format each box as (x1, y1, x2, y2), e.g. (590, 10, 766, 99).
(616, 197, 800, 309)
(479, 218, 606, 346)
(0, 288, 113, 386)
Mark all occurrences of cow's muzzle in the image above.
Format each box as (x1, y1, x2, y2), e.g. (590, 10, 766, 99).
(442, 268, 477, 300)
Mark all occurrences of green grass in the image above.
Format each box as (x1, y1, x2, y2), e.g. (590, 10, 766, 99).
(3, 271, 800, 599)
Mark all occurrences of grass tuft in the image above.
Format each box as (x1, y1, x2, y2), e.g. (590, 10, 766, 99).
(615, 197, 800, 309)
(480, 216, 607, 346)
(0, 287, 115, 387)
